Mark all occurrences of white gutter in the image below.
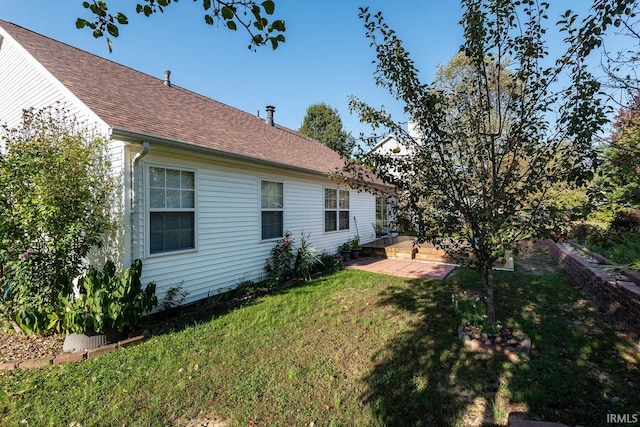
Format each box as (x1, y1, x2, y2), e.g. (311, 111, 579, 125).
(132, 140, 150, 169)
(110, 127, 392, 192)
(129, 141, 150, 262)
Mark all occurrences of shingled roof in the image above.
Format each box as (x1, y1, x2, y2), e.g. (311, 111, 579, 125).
(0, 20, 346, 176)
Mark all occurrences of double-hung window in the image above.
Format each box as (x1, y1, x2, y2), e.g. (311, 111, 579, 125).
(324, 188, 349, 232)
(148, 166, 195, 254)
(261, 180, 283, 240)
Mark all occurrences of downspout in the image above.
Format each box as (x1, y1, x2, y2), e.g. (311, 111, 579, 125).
(130, 141, 150, 262)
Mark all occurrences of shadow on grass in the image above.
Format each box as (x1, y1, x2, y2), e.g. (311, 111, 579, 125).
(362, 265, 640, 426)
(132, 273, 336, 338)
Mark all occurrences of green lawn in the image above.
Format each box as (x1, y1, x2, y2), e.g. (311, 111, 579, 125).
(1, 255, 638, 426)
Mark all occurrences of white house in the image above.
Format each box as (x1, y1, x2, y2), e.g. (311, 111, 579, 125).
(367, 121, 424, 233)
(0, 20, 381, 304)
(368, 121, 423, 157)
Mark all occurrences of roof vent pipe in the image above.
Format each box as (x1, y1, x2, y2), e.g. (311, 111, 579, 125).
(163, 70, 171, 87)
(265, 105, 275, 126)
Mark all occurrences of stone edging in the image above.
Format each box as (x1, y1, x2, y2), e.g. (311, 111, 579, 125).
(0, 335, 147, 371)
(458, 324, 532, 362)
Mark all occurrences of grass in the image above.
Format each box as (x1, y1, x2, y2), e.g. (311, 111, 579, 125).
(572, 221, 640, 269)
(583, 229, 640, 269)
(0, 252, 638, 426)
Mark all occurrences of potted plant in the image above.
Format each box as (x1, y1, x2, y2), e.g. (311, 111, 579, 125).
(338, 241, 352, 262)
(350, 235, 362, 259)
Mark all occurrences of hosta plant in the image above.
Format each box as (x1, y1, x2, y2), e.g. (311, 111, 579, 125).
(47, 259, 157, 334)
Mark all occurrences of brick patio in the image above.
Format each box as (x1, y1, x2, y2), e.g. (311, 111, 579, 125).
(344, 256, 457, 280)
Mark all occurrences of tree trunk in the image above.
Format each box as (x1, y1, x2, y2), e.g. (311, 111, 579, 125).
(483, 267, 496, 325)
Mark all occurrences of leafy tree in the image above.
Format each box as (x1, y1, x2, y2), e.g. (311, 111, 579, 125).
(574, 0, 640, 103)
(599, 92, 640, 207)
(0, 106, 115, 334)
(345, 1, 609, 324)
(75, 0, 285, 52)
(299, 103, 356, 158)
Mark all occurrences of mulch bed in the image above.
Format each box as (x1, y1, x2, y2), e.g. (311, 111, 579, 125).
(0, 328, 65, 363)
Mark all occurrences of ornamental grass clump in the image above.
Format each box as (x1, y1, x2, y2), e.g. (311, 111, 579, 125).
(292, 233, 321, 281)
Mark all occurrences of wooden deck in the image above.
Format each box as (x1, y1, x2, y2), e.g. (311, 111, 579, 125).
(361, 236, 514, 271)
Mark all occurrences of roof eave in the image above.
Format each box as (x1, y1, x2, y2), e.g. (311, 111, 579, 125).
(110, 127, 335, 179)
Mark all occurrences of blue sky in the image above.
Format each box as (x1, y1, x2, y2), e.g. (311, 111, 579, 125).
(1, 1, 614, 139)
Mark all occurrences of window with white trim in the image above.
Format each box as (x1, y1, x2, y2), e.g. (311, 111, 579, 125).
(261, 180, 283, 240)
(148, 166, 195, 254)
(324, 188, 349, 232)
(376, 195, 390, 228)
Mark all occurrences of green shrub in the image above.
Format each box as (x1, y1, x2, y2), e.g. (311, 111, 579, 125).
(313, 252, 343, 276)
(0, 249, 59, 334)
(0, 106, 115, 334)
(584, 226, 610, 247)
(47, 259, 157, 334)
(586, 229, 640, 266)
(610, 208, 640, 232)
(234, 279, 262, 298)
(338, 241, 352, 252)
(265, 232, 325, 285)
(160, 283, 189, 313)
(588, 203, 619, 223)
(264, 231, 295, 286)
(579, 208, 640, 270)
(568, 223, 599, 243)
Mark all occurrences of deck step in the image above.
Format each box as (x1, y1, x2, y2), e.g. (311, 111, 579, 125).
(361, 246, 416, 260)
(414, 251, 459, 264)
(361, 240, 453, 263)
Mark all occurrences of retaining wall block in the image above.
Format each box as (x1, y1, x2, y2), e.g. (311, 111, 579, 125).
(545, 239, 639, 336)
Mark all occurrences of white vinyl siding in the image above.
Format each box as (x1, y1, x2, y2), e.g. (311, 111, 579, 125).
(134, 152, 376, 306)
(0, 26, 106, 133)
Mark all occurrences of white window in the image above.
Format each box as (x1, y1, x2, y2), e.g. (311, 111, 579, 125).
(148, 166, 195, 254)
(324, 188, 349, 232)
(376, 196, 390, 228)
(261, 180, 283, 240)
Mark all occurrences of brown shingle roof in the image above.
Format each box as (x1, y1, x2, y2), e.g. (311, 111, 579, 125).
(0, 20, 346, 176)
